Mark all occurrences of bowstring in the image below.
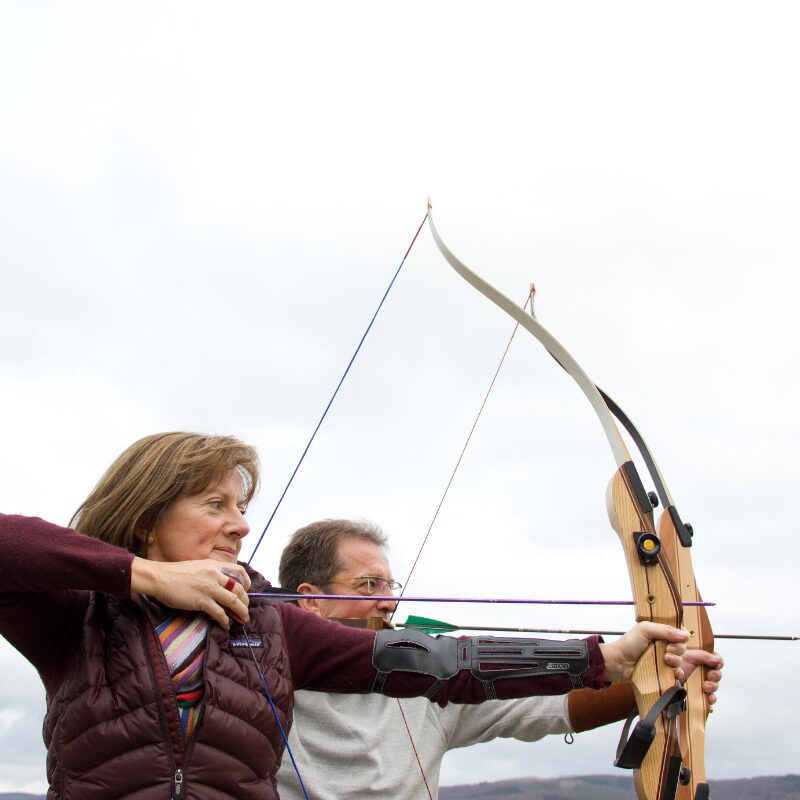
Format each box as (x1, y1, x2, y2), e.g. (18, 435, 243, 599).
(241, 629, 312, 800)
(396, 698, 435, 800)
(394, 287, 534, 607)
(243, 211, 429, 796)
(246, 209, 429, 565)
(390, 285, 533, 798)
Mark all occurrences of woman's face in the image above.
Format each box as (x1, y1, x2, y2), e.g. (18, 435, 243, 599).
(147, 469, 250, 563)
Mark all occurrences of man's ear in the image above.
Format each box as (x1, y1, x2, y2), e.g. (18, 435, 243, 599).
(295, 583, 323, 616)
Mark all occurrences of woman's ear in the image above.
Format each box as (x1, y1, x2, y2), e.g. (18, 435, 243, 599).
(134, 529, 155, 556)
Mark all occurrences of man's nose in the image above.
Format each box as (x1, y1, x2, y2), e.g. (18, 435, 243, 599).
(375, 596, 398, 614)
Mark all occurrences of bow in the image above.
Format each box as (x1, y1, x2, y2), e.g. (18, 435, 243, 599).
(426, 199, 712, 800)
(658, 484, 714, 800)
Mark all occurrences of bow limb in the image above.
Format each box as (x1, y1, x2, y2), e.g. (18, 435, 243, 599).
(426, 201, 629, 465)
(427, 200, 688, 800)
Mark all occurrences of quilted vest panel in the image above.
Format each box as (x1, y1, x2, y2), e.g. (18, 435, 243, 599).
(43, 590, 293, 800)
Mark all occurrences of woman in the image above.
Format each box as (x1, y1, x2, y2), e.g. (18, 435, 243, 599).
(0, 432, 690, 799)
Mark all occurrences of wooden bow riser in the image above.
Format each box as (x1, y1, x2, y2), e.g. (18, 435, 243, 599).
(607, 467, 685, 800)
(659, 512, 714, 800)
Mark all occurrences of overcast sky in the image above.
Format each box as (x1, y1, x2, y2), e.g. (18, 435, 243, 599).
(1, 1, 798, 794)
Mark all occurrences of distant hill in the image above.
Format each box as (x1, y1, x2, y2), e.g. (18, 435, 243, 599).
(440, 774, 800, 799)
(0, 795, 46, 800)
(3, 774, 798, 799)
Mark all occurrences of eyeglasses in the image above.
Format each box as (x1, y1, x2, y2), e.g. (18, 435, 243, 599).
(326, 576, 403, 596)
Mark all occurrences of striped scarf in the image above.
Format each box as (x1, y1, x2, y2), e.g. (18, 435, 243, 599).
(154, 609, 209, 738)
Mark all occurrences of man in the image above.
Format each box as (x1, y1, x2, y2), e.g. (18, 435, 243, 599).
(276, 519, 722, 800)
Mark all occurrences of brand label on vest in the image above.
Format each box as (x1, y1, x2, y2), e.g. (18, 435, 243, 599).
(229, 636, 264, 648)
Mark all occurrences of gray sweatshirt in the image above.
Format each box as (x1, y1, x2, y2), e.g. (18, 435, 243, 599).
(277, 690, 572, 799)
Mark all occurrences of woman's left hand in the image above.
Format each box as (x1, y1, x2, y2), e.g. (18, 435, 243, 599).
(599, 621, 689, 683)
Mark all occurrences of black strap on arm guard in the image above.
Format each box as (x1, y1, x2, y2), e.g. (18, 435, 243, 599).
(371, 629, 590, 699)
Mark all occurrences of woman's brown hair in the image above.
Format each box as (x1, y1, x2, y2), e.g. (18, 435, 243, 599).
(70, 432, 260, 553)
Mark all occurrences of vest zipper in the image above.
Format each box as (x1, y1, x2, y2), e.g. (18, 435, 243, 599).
(136, 598, 213, 797)
(136, 604, 185, 789)
(172, 768, 184, 799)
(179, 626, 210, 771)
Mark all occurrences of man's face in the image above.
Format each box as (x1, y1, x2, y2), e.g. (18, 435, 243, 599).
(297, 536, 399, 622)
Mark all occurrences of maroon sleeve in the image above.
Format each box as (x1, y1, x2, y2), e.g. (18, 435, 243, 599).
(0, 514, 132, 594)
(277, 602, 606, 704)
(0, 514, 135, 691)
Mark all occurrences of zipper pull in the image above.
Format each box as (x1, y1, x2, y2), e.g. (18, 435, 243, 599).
(172, 768, 183, 799)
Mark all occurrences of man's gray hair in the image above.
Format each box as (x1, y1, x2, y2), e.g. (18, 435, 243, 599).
(278, 519, 387, 592)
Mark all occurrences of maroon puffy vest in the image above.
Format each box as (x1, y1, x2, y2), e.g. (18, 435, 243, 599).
(43, 584, 293, 799)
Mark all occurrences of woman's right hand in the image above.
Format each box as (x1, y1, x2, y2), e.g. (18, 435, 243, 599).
(131, 556, 251, 628)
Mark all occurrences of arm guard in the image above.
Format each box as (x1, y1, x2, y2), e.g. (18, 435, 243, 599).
(372, 629, 590, 699)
